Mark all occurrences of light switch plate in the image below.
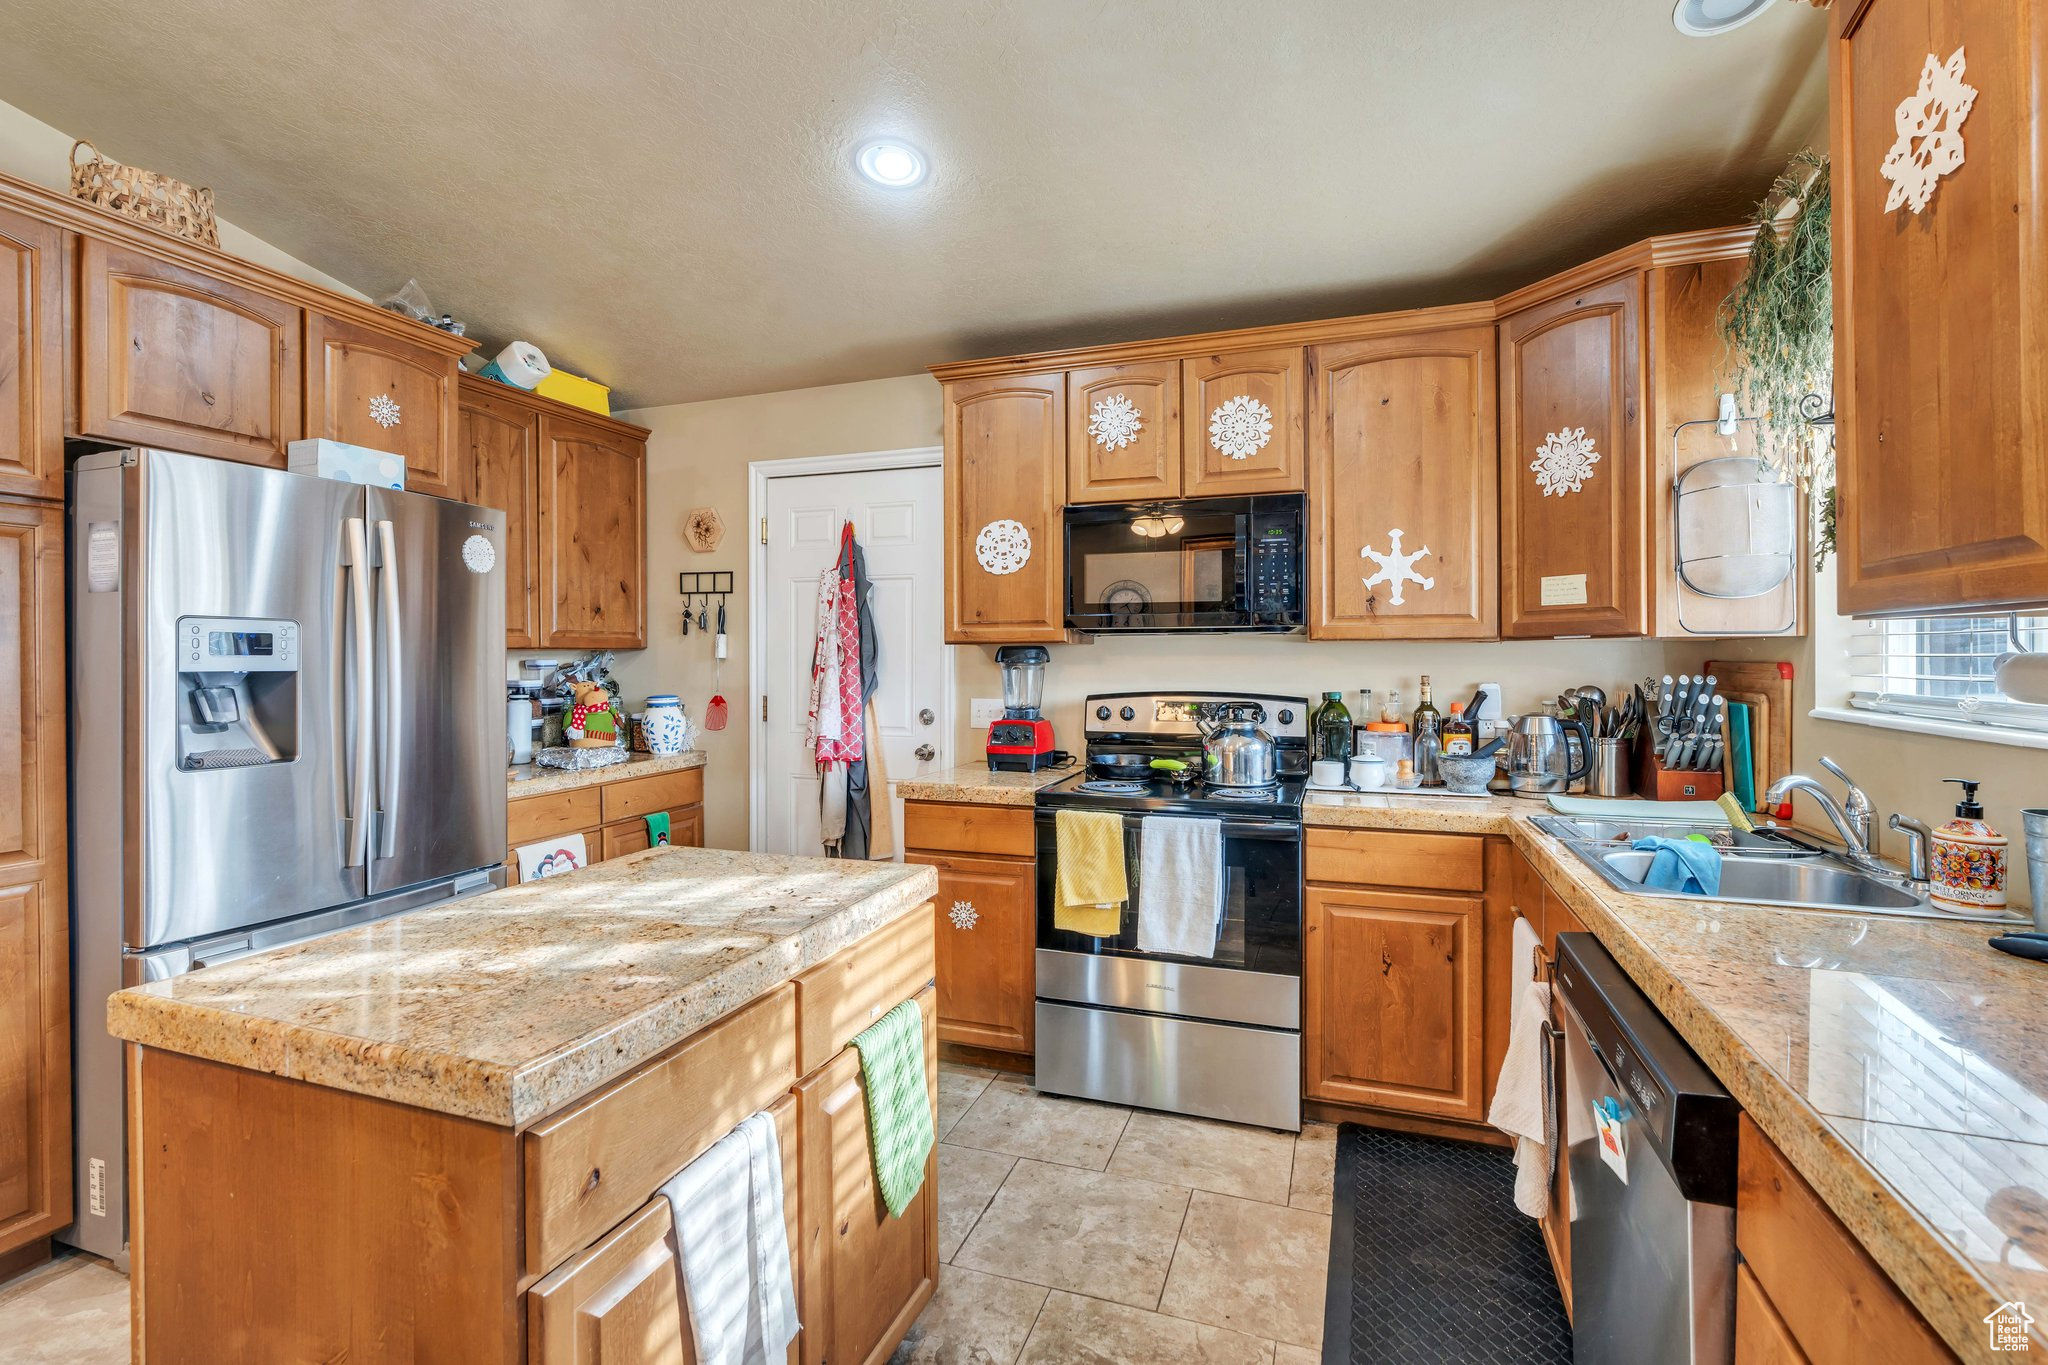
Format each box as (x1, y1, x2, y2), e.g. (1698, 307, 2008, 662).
(970, 698, 1005, 728)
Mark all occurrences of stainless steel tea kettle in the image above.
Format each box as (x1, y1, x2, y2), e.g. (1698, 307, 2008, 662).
(1506, 712, 1591, 799)
(1197, 702, 1278, 787)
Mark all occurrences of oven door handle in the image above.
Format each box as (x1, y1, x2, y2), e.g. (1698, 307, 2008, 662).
(1035, 810, 1301, 842)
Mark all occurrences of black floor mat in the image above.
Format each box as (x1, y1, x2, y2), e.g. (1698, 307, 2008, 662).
(1323, 1124, 1572, 1364)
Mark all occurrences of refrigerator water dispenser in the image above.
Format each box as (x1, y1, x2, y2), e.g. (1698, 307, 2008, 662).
(176, 615, 300, 770)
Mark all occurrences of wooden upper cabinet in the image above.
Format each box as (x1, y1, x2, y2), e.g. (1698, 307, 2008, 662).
(944, 371, 1066, 642)
(1307, 322, 1498, 639)
(0, 207, 64, 500)
(460, 386, 541, 648)
(1499, 273, 1647, 637)
(1304, 884, 1484, 1121)
(0, 500, 70, 1256)
(1648, 249, 1804, 639)
(1832, 0, 2048, 614)
(305, 313, 463, 498)
(537, 413, 647, 650)
(1067, 360, 1181, 502)
(79, 238, 301, 468)
(1182, 345, 1305, 495)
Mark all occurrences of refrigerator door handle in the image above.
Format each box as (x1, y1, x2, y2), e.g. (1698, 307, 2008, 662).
(342, 517, 373, 868)
(375, 518, 402, 861)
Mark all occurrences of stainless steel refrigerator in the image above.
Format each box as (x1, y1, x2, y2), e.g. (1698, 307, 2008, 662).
(65, 447, 510, 1264)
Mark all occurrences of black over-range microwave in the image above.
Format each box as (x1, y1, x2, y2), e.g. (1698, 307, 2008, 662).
(1063, 494, 1304, 633)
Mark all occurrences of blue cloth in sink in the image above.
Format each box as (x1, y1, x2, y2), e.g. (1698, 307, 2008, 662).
(1632, 836, 1723, 896)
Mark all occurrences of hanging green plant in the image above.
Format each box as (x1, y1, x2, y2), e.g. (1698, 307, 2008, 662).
(1718, 148, 1835, 563)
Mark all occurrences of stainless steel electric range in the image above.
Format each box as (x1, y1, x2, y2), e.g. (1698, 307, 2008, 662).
(1032, 691, 1308, 1132)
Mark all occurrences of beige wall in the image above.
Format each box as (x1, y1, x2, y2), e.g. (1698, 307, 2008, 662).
(613, 375, 944, 849)
(0, 96, 364, 298)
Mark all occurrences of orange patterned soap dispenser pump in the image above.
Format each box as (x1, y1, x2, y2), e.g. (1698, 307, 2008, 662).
(1930, 778, 2007, 912)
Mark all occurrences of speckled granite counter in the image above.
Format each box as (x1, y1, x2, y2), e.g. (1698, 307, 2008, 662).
(507, 749, 706, 798)
(894, 760, 1072, 806)
(106, 847, 937, 1127)
(1308, 790, 2045, 1360)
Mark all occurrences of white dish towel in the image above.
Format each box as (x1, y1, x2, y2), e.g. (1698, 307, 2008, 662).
(656, 1111, 800, 1365)
(1135, 815, 1224, 959)
(1488, 974, 1554, 1220)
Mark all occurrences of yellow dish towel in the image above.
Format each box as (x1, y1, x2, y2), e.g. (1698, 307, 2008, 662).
(1055, 808, 1128, 937)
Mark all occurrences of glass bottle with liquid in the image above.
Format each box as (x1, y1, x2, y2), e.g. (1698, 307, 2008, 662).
(1313, 691, 1353, 762)
(1411, 675, 1441, 741)
(1442, 702, 1474, 757)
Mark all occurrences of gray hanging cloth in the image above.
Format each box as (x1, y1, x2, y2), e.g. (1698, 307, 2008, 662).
(839, 526, 882, 859)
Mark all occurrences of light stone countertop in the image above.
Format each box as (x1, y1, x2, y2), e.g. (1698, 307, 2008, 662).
(1307, 788, 2046, 1361)
(894, 761, 1073, 807)
(507, 749, 706, 798)
(106, 847, 936, 1128)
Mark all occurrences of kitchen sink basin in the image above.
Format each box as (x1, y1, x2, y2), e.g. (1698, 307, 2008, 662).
(1533, 815, 2020, 922)
(1597, 849, 1929, 914)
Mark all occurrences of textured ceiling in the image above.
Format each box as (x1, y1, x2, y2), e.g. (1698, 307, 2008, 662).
(0, 1, 1827, 408)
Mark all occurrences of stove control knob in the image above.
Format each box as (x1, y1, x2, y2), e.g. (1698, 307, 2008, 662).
(1277, 708, 1295, 726)
(1119, 706, 1136, 722)
(1096, 705, 1111, 721)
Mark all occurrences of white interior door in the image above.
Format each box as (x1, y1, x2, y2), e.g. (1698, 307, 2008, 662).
(758, 462, 948, 856)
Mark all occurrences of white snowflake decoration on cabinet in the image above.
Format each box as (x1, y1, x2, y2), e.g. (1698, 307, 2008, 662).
(1359, 529, 1436, 607)
(1087, 393, 1144, 451)
(1208, 395, 1273, 460)
(1880, 47, 1978, 215)
(368, 394, 402, 429)
(974, 519, 1032, 576)
(1531, 427, 1601, 497)
(948, 900, 979, 931)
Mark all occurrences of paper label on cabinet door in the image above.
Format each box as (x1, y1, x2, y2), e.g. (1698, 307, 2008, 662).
(1593, 1099, 1628, 1183)
(1540, 573, 1588, 607)
(86, 522, 120, 593)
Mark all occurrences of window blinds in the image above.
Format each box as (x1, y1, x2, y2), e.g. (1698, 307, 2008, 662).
(1845, 613, 2048, 733)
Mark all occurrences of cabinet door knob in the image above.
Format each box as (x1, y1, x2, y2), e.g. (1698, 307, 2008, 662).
(914, 743, 936, 761)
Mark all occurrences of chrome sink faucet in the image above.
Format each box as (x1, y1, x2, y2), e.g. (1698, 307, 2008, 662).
(1765, 757, 1883, 870)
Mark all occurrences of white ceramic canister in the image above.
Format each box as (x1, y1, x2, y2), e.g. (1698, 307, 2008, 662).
(643, 694, 688, 756)
(1348, 753, 1386, 790)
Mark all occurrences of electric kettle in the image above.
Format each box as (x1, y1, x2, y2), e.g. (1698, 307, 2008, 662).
(1505, 713, 1592, 799)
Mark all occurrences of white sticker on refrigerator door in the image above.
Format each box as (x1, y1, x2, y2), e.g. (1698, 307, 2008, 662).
(87, 522, 120, 593)
(461, 534, 497, 574)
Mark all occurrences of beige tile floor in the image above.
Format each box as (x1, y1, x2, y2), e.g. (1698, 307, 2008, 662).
(0, 1065, 1335, 1365)
(898, 1062, 1334, 1364)
(0, 1252, 129, 1364)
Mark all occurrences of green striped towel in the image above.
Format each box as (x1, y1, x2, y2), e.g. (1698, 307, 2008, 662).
(851, 999, 934, 1218)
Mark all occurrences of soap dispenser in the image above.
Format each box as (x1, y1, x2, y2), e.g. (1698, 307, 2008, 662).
(1930, 778, 2008, 911)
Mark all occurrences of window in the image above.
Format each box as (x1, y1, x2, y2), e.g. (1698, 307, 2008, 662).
(1846, 614, 2048, 733)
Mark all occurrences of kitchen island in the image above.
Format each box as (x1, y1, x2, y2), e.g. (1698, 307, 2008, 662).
(107, 846, 940, 1364)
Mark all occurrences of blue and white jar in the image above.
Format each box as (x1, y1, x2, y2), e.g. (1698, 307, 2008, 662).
(643, 695, 688, 756)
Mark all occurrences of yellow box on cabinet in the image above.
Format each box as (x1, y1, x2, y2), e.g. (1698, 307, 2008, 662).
(534, 368, 611, 415)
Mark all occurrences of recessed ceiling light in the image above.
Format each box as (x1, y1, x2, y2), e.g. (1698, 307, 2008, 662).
(855, 140, 927, 188)
(1673, 0, 1774, 36)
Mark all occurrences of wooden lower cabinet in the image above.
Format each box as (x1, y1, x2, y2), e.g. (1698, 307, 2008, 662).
(1734, 1264, 1807, 1365)
(1735, 1114, 1956, 1365)
(1304, 884, 1485, 1121)
(529, 1094, 801, 1365)
(908, 850, 1034, 1055)
(796, 987, 940, 1365)
(904, 801, 1037, 1060)
(507, 766, 707, 881)
(601, 805, 706, 858)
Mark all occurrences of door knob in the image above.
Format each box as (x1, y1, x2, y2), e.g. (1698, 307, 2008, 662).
(914, 744, 936, 761)
(919, 708, 936, 726)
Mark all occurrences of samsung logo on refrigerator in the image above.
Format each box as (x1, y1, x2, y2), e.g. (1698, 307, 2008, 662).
(466, 520, 497, 531)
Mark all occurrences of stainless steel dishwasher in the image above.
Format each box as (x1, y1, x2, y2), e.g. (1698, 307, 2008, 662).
(1555, 933, 1740, 1365)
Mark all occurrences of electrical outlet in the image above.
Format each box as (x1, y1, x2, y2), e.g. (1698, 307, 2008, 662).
(970, 698, 1005, 728)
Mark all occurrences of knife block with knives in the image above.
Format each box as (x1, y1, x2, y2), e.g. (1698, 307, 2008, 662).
(1635, 672, 1729, 802)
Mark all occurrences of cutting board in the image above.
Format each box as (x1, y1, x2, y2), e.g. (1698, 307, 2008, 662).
(1706, 659, 1793, 818)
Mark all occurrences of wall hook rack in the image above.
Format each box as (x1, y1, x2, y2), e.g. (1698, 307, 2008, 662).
(678, 571, 733, 635)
